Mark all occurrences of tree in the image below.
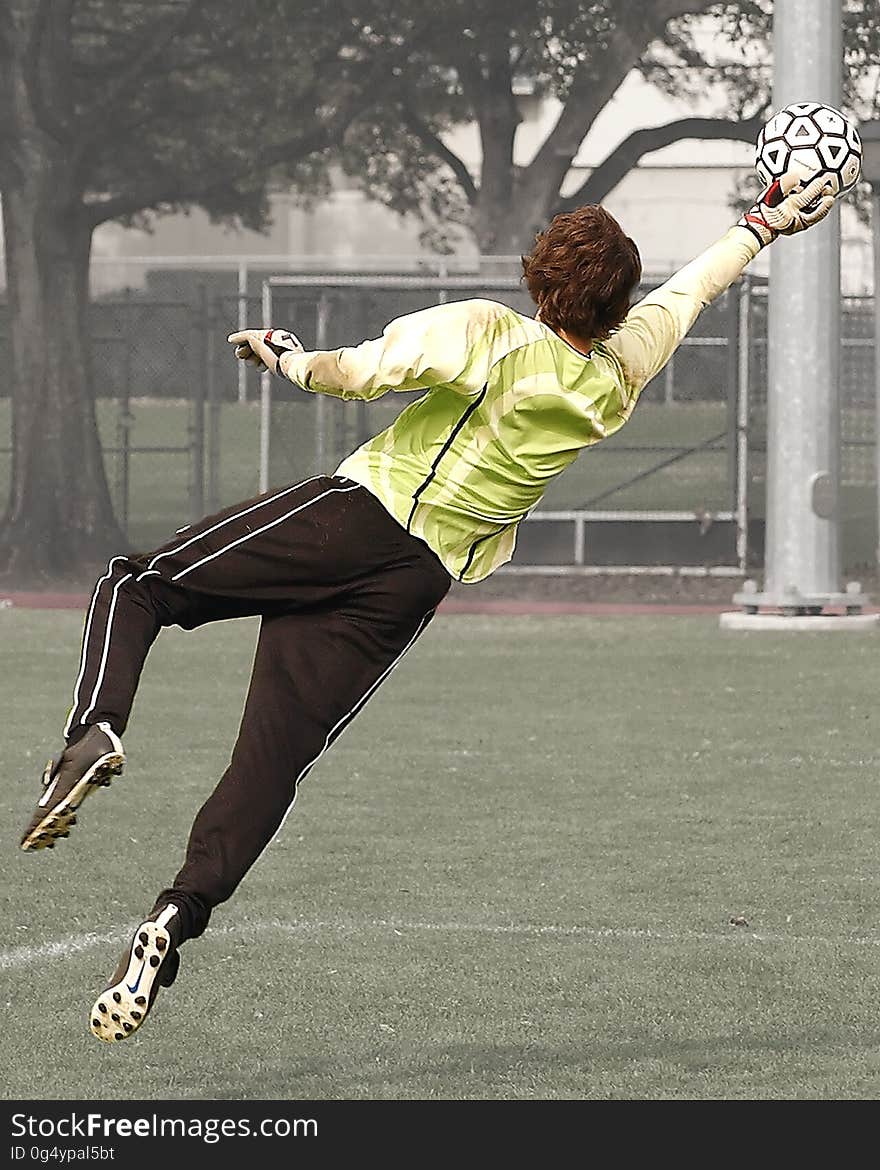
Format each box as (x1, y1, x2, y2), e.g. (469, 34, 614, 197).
(341, 0, 749, 254)
(341, 0, 880, 253)
(0, 0, 432, 579)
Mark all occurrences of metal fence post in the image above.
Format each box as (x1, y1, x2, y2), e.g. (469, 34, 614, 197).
(735, 277, 751, 572)
(190, 283, 207, 521)
(664, 353, 676, 406)
(206, 293, 220, 515)
(725, 285, 740, 527)
(237, 261, 248, 405)
(115, 287, 134, 536)
(315, 291, 330, 474)
(259, 279, 271, 494)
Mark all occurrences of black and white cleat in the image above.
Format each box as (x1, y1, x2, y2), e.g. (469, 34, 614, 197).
(90, 907, 181, 1043)
(20, 722, 125, 852)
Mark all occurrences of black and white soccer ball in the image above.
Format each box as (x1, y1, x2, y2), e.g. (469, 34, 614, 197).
(755, 101, 862, 197)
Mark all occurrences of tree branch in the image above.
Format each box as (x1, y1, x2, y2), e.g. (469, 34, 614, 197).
(73, 38, 239, 83)
(78, 0, 207, 128)
(510, 0, 730, 233)
(83, 115, 347, 229)
(555, 114, 764, 212)
(273, 33, 445, 163)
(83, 188, 182, 228)
(24, 0, 74, 143)
(651, 0, 720, 20)
(81, 9, 457, 230)
(449, 42, 487, 109)
(399, 108, 478, 205)
(83, 69, 395, 230)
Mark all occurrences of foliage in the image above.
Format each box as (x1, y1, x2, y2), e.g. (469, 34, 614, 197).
(338, 0, 880, 249)
(0, 0, 442, 231)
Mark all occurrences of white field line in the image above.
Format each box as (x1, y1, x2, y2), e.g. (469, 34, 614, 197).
(0, 929, 127, 971)
(3, 917, 880, 972)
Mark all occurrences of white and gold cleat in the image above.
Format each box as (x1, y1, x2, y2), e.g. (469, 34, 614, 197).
(89, 906, 181, 1043)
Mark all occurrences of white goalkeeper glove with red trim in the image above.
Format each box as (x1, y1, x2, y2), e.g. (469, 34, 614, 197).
(737, 169, 836, 249)
(227, 328, 304, 376)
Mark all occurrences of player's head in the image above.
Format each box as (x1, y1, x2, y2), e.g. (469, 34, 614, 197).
(522, 205, 641, 342)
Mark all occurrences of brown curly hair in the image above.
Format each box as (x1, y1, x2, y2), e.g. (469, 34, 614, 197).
(522, 205, 642, 342)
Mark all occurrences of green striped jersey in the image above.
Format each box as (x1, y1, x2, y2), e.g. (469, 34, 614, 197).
(281, 226, 759, 582)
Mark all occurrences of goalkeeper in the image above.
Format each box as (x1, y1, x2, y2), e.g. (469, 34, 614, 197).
(20, 170, 833, 1042)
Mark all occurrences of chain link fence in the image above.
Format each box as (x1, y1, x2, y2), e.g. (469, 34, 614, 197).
(0, 259, 876, 570)
(745, 284, 876, 573)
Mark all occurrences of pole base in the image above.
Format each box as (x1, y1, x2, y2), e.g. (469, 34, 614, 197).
(731, 580, 870, 617)
(720, 611, 880, 632)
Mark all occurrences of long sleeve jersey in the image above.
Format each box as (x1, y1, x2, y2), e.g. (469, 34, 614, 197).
(280, 226, 760, 583)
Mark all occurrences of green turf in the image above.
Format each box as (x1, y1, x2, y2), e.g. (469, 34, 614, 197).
(3, 610, 880, 1100)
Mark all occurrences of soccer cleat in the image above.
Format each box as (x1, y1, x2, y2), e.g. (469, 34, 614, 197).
(19, 722, 125, 852)
(89, 906, 182, 1043)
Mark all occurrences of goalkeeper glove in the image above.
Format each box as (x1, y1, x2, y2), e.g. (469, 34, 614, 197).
(227, 328, 304, 376)
(737, 169, 836, 249)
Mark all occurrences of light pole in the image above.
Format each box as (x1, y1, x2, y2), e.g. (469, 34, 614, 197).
(735, 0, 846, 620)
(860, 121, 880, 567)
(722, 0, 880, 629)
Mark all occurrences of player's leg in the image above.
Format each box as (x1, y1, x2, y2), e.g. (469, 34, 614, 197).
(60, 474, 342, 744)
(20, 475, 349, 852)
(18, 559, 238, 852)
(90, 546, 450, 1041)
(165, 602, 440, 937)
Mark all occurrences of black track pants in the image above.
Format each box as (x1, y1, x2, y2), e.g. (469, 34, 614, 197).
(64, 476, 452, 939)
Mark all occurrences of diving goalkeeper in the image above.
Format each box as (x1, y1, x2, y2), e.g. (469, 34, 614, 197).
(20, 170, 834, 1042)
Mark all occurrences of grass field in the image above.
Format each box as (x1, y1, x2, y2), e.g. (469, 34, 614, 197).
(3, 609, 880, 1100)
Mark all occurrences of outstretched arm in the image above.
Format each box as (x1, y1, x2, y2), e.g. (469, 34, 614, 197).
(600, 170, 835, 399)
(229, 299, 499, 401)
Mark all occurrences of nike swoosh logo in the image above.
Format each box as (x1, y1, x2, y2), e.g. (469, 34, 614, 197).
(127, 962, 146, 994)
(38, 777, 60, 808)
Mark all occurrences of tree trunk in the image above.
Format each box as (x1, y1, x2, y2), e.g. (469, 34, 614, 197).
(0, 166, 126, 582)
(470, 3, 721, 255)
(471, 93, 521, 253)
(461, 30, 522, 255)
(478, 188, 549, 256)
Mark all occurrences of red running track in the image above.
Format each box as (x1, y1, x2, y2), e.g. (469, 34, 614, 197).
(0, 591, 750, 616)
(5, 592, 878, 617)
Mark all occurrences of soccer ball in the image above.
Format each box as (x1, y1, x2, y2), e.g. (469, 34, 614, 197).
(755, 101, 862, 197)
